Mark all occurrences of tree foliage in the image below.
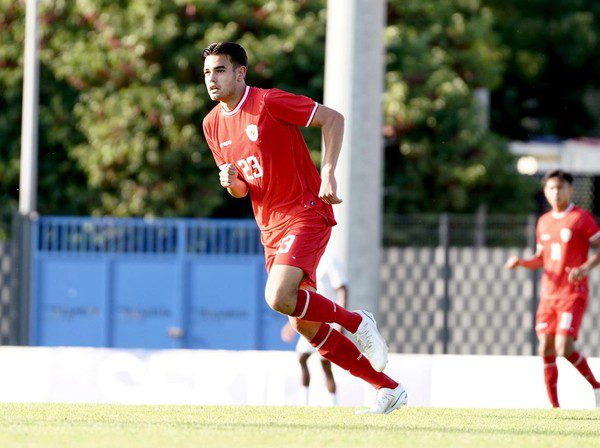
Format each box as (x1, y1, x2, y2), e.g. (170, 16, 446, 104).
(384, 0, 537, 213)
(0, 0, 326, 224)
(1, 0, 565, 227)
(483, 0, 600, 139)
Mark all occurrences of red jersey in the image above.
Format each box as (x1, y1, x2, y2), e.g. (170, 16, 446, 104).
(536, 204, 600, 300)
(202, 86, 335, 237)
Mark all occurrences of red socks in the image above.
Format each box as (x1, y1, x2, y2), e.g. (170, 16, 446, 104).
(543, 356, 559, 408)
(292, 290, 362, 333)
(543, 351, 600, 408)
(309, 323, 397, 390)
(566, 351, 600, 388)
(292, 291, 395, 390)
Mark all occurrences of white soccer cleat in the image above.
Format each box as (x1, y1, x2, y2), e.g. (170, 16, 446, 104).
(594, 388, 600, 409)
(353, 310, 388, 372)
(355, 384, 408, 415)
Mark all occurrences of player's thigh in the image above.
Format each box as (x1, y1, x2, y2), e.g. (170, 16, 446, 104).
(266, 264, 305, 293)
(535, 302, 557, 356)
(265, 264, 305, 309)
(535, 300, 557, 339)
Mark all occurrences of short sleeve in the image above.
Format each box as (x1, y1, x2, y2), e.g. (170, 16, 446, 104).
(579, 211, 600, 242)
(202, 118, 225, 167)
(264, 88, 319, 127)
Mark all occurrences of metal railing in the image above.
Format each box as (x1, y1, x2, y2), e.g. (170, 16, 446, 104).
(35, 216, 262, 255)
(383, 213, 536, 248)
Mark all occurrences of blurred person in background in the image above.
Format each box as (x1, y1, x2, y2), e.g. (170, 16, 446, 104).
(202, 41, 406, 414)
(281, 247, 348, 406)
(505, 170, 600, 408)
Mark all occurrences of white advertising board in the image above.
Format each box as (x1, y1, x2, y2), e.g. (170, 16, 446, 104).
(0, 347, 597, 409)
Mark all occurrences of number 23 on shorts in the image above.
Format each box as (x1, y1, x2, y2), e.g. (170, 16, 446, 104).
(277, 235, 296, 254)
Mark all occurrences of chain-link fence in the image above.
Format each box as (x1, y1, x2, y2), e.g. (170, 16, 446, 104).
(0, 212, 34, 345)
(380, 213, 600, 356)
(0, 242, 12, 345)
(0, 210, 18, 345)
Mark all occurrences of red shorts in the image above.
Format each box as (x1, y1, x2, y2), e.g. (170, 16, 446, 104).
(262, 212, 331, 289)
(535, 296, 587, 339)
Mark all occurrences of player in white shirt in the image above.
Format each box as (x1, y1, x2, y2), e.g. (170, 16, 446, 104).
(282, 248, 348, 405)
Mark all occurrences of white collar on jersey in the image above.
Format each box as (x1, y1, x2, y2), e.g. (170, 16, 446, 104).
(551, 203, 574, 219)
(221, 85, 250, 116)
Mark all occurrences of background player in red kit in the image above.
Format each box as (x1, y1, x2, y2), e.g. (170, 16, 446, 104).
(506, 170, 600, 408)
(202, 42, 407, 414)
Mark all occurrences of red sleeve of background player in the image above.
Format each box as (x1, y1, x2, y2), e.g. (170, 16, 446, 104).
(264, 88, 319, 127)
(202, 118, 225, 167)
(579, 210, 600, 241)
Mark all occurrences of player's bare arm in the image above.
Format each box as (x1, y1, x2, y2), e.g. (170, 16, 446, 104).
(566, 238, 600, 283)
(505, 245, 543, 270)
(219, 163, 248, 198)
(310, 105, 344, 205)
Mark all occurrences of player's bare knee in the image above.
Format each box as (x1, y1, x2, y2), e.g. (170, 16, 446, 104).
(555, 339, 567, 357)
(265, 288, 296, 314)
(538, 341, 554, 357)
(537, 343, 544, 357)
(555, 340, 573, 358)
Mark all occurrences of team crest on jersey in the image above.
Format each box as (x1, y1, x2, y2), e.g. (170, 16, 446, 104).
(245, 124, 259, 142)
(560, 228, 572, 243)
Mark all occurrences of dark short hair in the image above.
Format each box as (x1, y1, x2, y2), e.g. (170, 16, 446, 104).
(202, 42, 248, 68)
(542, 169, 573, 187)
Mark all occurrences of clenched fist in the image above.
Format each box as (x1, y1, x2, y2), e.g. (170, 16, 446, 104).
(218, 163, 248, 198)
(219, 163, 238, 188)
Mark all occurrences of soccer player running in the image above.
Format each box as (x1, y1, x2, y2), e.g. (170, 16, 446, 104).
(281, 246, 349, 406)
(505, 170, 600, 408)
(202, 42, 407, 414)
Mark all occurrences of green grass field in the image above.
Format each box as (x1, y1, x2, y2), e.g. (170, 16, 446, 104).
(0, 404, 598, 448)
